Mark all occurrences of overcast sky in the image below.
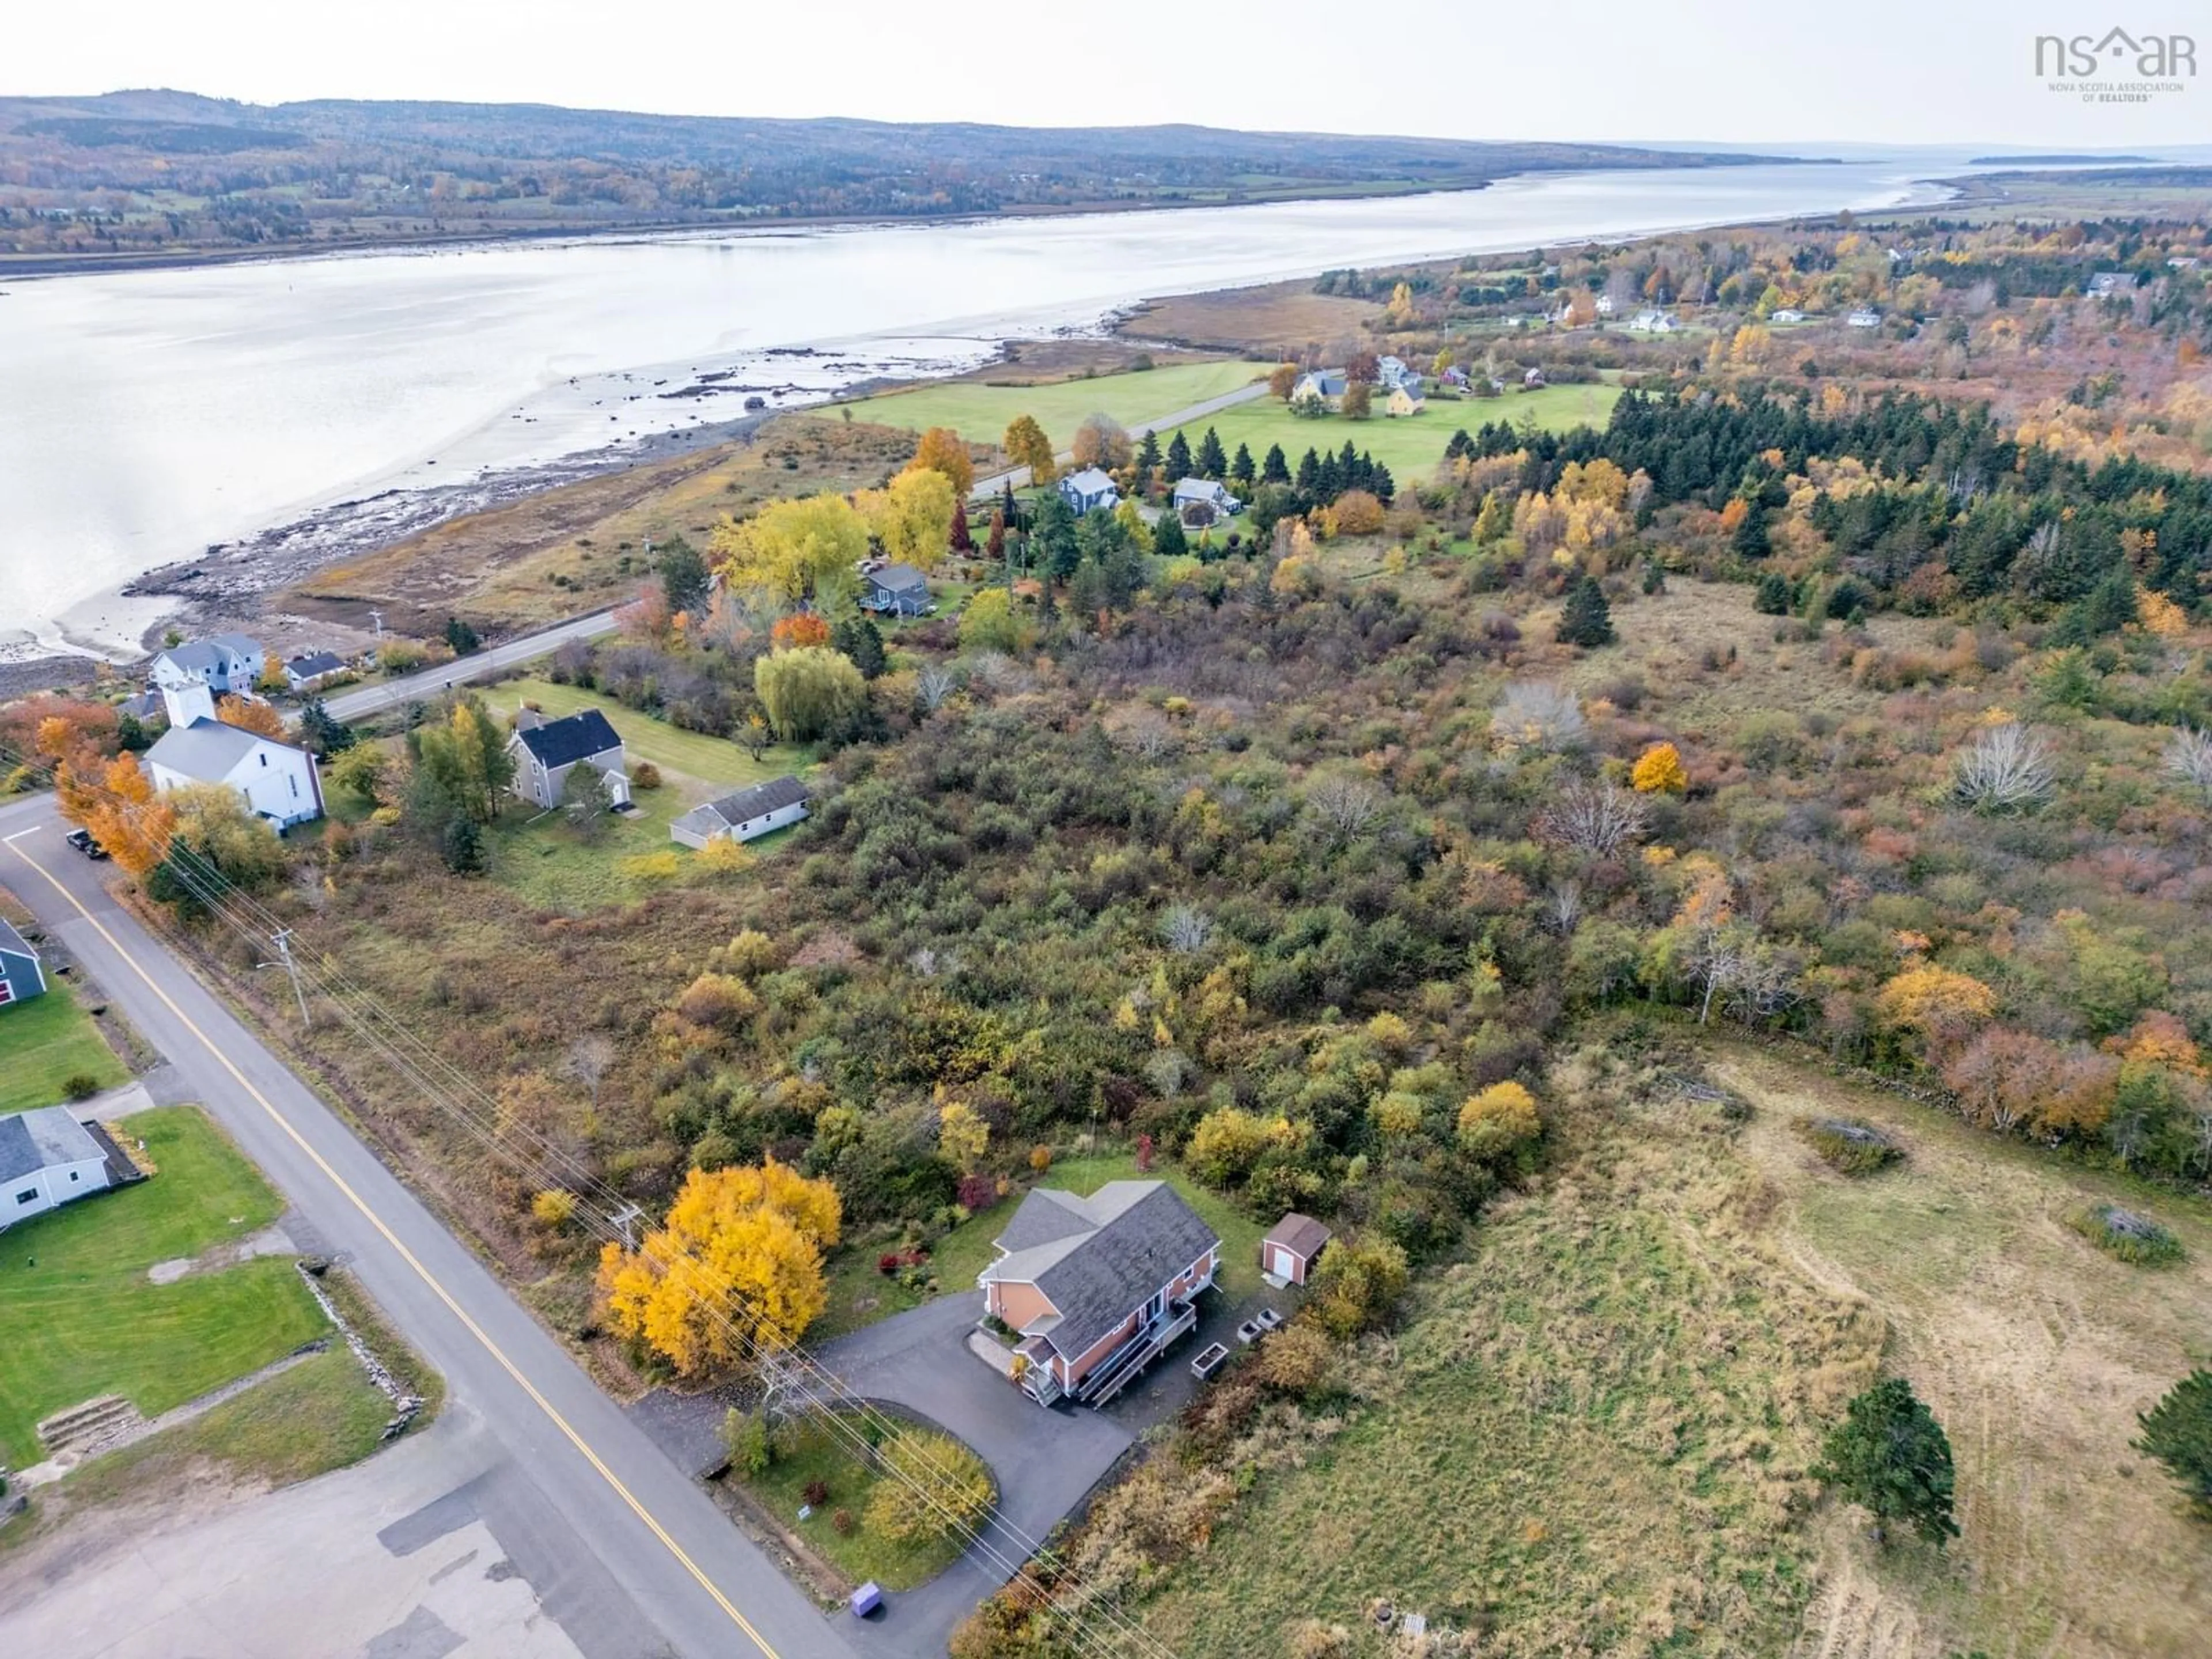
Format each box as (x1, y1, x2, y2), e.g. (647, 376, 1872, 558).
(5, 1, 2203, 147)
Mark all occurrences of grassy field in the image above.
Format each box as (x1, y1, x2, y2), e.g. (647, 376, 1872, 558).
(1135, 1041, 2212, 1659)
(733, 1416, 972, 1591)
(0, 1106, 329, 1468)
(0, 980, 128, 1113)
(1154, 380, 1624, 489)
(483, 677, 813, 910)
(843, 361, 1267, 454)
(816, 1146, 1268, 1340)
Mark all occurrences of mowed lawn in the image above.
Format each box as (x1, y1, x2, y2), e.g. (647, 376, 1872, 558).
(0, 1106, 328, 1467)
(1156, 380, 1625, 487)
(0, 980, 128, 1115)
(843, 361, 1267, 454)
(484, 677, 813, 910)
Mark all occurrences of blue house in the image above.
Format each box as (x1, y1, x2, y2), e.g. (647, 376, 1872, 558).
(0, 919, 48, 1012)
(1056, 468, 1120, 516)
(860, 563, 931, 617)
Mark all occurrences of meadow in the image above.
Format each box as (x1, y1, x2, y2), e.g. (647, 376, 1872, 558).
(840, 360, 1266, 454)
(0, 980, 128, 1113)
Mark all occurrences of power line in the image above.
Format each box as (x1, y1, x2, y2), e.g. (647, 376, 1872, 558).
(2, 746, 1176, 1659)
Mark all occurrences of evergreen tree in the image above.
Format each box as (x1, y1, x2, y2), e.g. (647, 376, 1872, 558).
(115, 711, 151, 752)
(1134, 429, 1162, 478)
(444, 616, 480, 656)
(949, 497, 973, 553)
(1165, 430, 1194, 483)
(999, 480, 1021, 533)
(1731, 505, 1772, 559)
(1814, 1377, 1960, 1546)
(1753, 570, 1794, 614)
(657, 535, 712, 615)
(299, 699, 356, 756)
(1445, 428, 1474, 461)
(441, 813, 486, 876)
(1641, 556, 1666, 596)
(1556, 575, 1616, 648)
(1153, 508, 1188, 558)
(1229, 442, 1256, 490)
(2134, 1367, 2212, 1518)
(831, 615, 888, 680)
(1032, 491, 1080, 582)
(1196, 427, 1228, 479)
(1316, 450, 1344, 503)
(1262, 443, 1291, 486)
(1294, 448, 1322, 501)
(1370, 461, 1395, 502)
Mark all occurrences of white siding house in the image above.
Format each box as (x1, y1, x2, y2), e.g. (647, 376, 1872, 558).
(1, 1107, 113, 1229)
(150, 634, 266, 698)
(670, 775, 811, 847)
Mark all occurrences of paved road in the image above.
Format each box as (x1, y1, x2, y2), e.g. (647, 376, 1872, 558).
(0, 794, 854, 1659)
(323, 610, 619, 724)
(969, 379, 1269, 499)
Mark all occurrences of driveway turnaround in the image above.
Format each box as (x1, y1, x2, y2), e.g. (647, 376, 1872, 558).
(0, 796, 855, 1659)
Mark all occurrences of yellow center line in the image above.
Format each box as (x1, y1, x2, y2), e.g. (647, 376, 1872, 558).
(5, 832, 783, 1659)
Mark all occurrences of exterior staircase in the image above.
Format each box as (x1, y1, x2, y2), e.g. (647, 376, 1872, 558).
(1078, 1300, 1199, 1407)
(37, 1395, 148, 1461)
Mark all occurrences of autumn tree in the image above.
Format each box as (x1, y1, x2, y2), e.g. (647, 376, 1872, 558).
(1267, 363, 1300, 400)
(1631, 742, 1688, 794)
(1340, 381, 1373, 421)
(1877, 964, 1998, 1056)
(1456, 1080, 1541, 1165)
(169, 782, 287, 889)
(857, 466, 956, 570)
(1952, 722, 2054, 814)
(908, 426, 976, 498)
(1070, 414, 1132, 472)
(710, 493, 869, 606)
(1331, 489, 1384, 535)
(755, 646, 866, 741)
(412, 696, 513, 825)
(1002, 414, 1055, 484)
(770, 612, 832, 651)
(1814, 1377, 1960, 1547)
(938, 1100, 990, 1174)
(595, 1161, 842, 1377)
(863, 1427, 994, 1543)
(70, 751, 176, 878)
(1538, 777, 1648, 856)
(216, 695, 286, 739)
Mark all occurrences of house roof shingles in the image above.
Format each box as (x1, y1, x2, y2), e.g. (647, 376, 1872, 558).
(1060, 467, 1117, 497)
(982, 1181, 1220, 1362)
(514, 709, 623, 770)
(0, 918, 37, 963)
(287, 652, 346, 677)
(675, 775, 811, 838)
(869, 564, 928, 595)
(0, 1106, 103, 1184)
(1265, 1211, 1332, 1261)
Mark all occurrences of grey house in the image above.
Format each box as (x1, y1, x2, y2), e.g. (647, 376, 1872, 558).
(0, 918, 47, 1011)
(670, 775, 811, 849)
(1056, 468, 1120, 516)
(151, 634, 266, 697)
(507, 709, 631, 810)
(1, 1106, 113, 1228)
(1173, 478, 1242, 518)
(860, 564, 931, 618)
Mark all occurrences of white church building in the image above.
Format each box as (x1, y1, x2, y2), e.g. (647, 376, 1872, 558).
(144, 680, 324, 830)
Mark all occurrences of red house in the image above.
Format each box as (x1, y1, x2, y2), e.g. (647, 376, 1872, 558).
(979, 1181, 1219, 1407)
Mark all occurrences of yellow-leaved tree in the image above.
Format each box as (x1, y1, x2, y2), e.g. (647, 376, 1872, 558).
(1631, 742, 1688, 794)
(1876, 964, 1998, 1057)
(710, 493, 869, 605)
(69, 751, 177, 879)
(1456, 1080, 1542, 1164)
(1002, 414, 1055, 484)
(856, 467, 956, 570)
(595, 1160, 842, 1378)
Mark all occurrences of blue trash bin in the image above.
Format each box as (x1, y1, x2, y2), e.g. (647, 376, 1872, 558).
(851, 1581, 883, 1619)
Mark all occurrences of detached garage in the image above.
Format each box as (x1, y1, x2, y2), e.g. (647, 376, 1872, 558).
(1262, 1213, 1332, 1287)
(671, 775, 811, 849)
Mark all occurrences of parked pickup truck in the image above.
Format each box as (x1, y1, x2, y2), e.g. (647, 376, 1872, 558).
(65, 828, 108, 860)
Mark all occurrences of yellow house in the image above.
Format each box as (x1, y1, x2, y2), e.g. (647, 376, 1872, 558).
(1386, 382, 1426, 417)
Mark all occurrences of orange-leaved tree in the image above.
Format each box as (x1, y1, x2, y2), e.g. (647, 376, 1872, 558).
(75, 751, 177, 878)
(217, 695, 287, 739)
(770, 612, 831, 651)
(596, 1160, 841, 1378)
(908, 426, 976, 499)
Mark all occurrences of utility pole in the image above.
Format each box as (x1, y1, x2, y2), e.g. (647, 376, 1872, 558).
(271, 929, 311, 1029)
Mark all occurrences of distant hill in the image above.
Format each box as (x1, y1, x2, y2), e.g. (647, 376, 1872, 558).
(1968, 153, 2158, 165)
(0, 89, 1798, 269)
